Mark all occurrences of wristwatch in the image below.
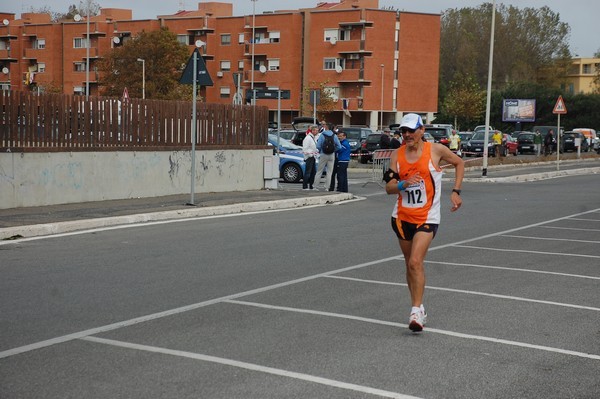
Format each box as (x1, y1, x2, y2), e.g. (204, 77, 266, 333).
(452, 189, 461, 195)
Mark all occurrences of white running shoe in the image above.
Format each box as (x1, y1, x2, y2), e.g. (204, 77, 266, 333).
(408, 311, 427, 332)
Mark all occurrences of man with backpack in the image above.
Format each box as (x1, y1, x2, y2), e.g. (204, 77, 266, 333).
(315, 123, 342, 191)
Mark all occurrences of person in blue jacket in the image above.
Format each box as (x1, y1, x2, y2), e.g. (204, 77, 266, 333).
(335, 129, 351, 192)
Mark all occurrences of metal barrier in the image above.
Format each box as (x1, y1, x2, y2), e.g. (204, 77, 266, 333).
(365, 149, 394, 187)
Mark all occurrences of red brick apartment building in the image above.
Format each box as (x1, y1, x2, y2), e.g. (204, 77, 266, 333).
(0, 0, 440, 128)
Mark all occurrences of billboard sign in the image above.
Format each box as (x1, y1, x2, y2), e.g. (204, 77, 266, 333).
(502, 99, 536, 122)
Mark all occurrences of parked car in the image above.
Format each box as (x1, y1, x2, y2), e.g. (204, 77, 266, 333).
(463, 130, 502, 157)
(423, 132, 435, 143)
(277, 129, 299, 142)
(424, 125, 452, 147)
(458, 132, 473, 150)
(561, 131, 590, 152)
(267, 133, 307, 183)
(516, 131, 537, 154)
(473, 125, 494, 132)
(338, 125, 373, 155)
(360, 133, 382, 163)
(289, 116, 318, 146)
(503, 134, 519, 156)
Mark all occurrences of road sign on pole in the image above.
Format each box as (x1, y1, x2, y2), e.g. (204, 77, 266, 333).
(553, 95, 567, 114)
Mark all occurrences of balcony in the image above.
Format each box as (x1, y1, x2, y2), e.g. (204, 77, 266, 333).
(338, 20, 374, 28)
(23, 48, 44, 60)
(187, 27, 215, 35)
(335, 68, 371, 84)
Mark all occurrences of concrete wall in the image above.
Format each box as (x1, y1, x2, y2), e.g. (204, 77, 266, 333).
(0, 149, 271, 209)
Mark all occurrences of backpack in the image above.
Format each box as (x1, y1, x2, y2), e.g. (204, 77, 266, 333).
(322, 134, 335, 154)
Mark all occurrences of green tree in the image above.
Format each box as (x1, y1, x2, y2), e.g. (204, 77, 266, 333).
(440, 4, 571, 91)
(98, 28, 190, 100)
(440, 74, 486, 130)
(30, 1, 100, 21)
(301, 80, 337, 120)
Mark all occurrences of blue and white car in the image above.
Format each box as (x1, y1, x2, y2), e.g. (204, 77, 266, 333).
(268, 133, 310, 183)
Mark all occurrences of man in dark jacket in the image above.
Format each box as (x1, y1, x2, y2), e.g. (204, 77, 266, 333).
(335, 130, 351, 192)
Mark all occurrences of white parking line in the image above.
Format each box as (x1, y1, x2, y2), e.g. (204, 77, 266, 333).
(541, 226, 600, 232)
(568, 218, 600, 222)
(225, 300, 600, 361)
(82, 336, 423, 399)
(424, 260, 600, 280)
(325, 275, 600, 312)
(500, 234, 600, 244)
(3, 208, 599, 361)
(454, 244, 600, 259)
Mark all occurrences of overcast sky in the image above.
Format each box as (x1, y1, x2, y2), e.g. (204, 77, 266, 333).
(4, 1, 598, 57)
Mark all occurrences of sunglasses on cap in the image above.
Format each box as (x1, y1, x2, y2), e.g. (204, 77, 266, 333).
(401, 127, 418, 134)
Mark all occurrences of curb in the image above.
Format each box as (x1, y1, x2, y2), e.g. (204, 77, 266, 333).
(0, 193, 355, 241)
(462, 166, 600, 183)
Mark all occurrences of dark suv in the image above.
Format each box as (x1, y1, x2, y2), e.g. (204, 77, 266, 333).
(360, 133, 382, 163)
(337, 125, 373, 156)
(561, 131, 590, 152)
(424, 125, 452, 147)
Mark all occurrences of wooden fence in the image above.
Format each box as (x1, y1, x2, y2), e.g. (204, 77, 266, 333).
(0, 91, 269, 151)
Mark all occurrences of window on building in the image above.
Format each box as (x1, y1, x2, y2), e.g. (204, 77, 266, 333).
(238, 33, 245, 44)
(583, 64, 592, 74)
(339, 28, 351, 41)
(176, 35, 188, 45)
(238, 60, 244, 70)
(74, 62, 86, 72)
(37, 63, 46, 73)
(220, 61, 231, 71)
(73, 37, 88, 48)
(323, 58, 344, 70)
(568, 83, 574, 94)
(268, 59, 279, 71)
(220, 86, 231, 98)
(324, 29, 338, 42)
(220, 34, 231, 45)
(324, 86, 339, 101)
(74, 86, 84, 94)
(269, 31, 280, 43)
(0, 41, 8, 50)
(35, 39, 46, 49)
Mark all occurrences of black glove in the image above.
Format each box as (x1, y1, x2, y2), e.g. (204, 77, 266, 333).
(383, 169, 400, 183)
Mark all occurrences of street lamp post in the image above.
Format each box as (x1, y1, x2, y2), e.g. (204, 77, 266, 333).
(380, 64, 384, 130)
(137, 58, 145, 99)
(250, 0, 257, 105)
(482, 0, 496, 177)
(85, 0, 90, 99)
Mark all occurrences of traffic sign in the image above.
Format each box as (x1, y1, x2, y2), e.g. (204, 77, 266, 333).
(553, 95, 567, 114)
(122, 87, 129, 102)
(245, 89, 290, 101)
(179, 48, 213, 86)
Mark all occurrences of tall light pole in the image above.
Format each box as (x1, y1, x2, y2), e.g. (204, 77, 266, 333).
(137, 58, 145, 99)
(380, 64, 384, 130)
(85, 0, 90, 99)
(250, 0, 257, 105)
(482, 0, 496, 177)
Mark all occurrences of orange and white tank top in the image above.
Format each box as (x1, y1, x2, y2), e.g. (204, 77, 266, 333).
(392, 142, 443, 225)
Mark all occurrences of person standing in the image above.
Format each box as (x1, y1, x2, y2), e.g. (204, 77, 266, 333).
(380, 128, 392, 149)
(335, 129, 351, 192)
(492, 130, 502, 157)
(534, 130, 542, 156)
(302, 125, 319, 190)
(544, 129, 555, 155)
(391, 132, 402, 149)
(315, 123, 342, 191)
(449, 130, 461, 154)
(384, 113, 464, 332)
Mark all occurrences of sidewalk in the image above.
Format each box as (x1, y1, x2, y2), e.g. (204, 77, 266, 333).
(2, 157, 599, 241)
(0, 189, 354, 240)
